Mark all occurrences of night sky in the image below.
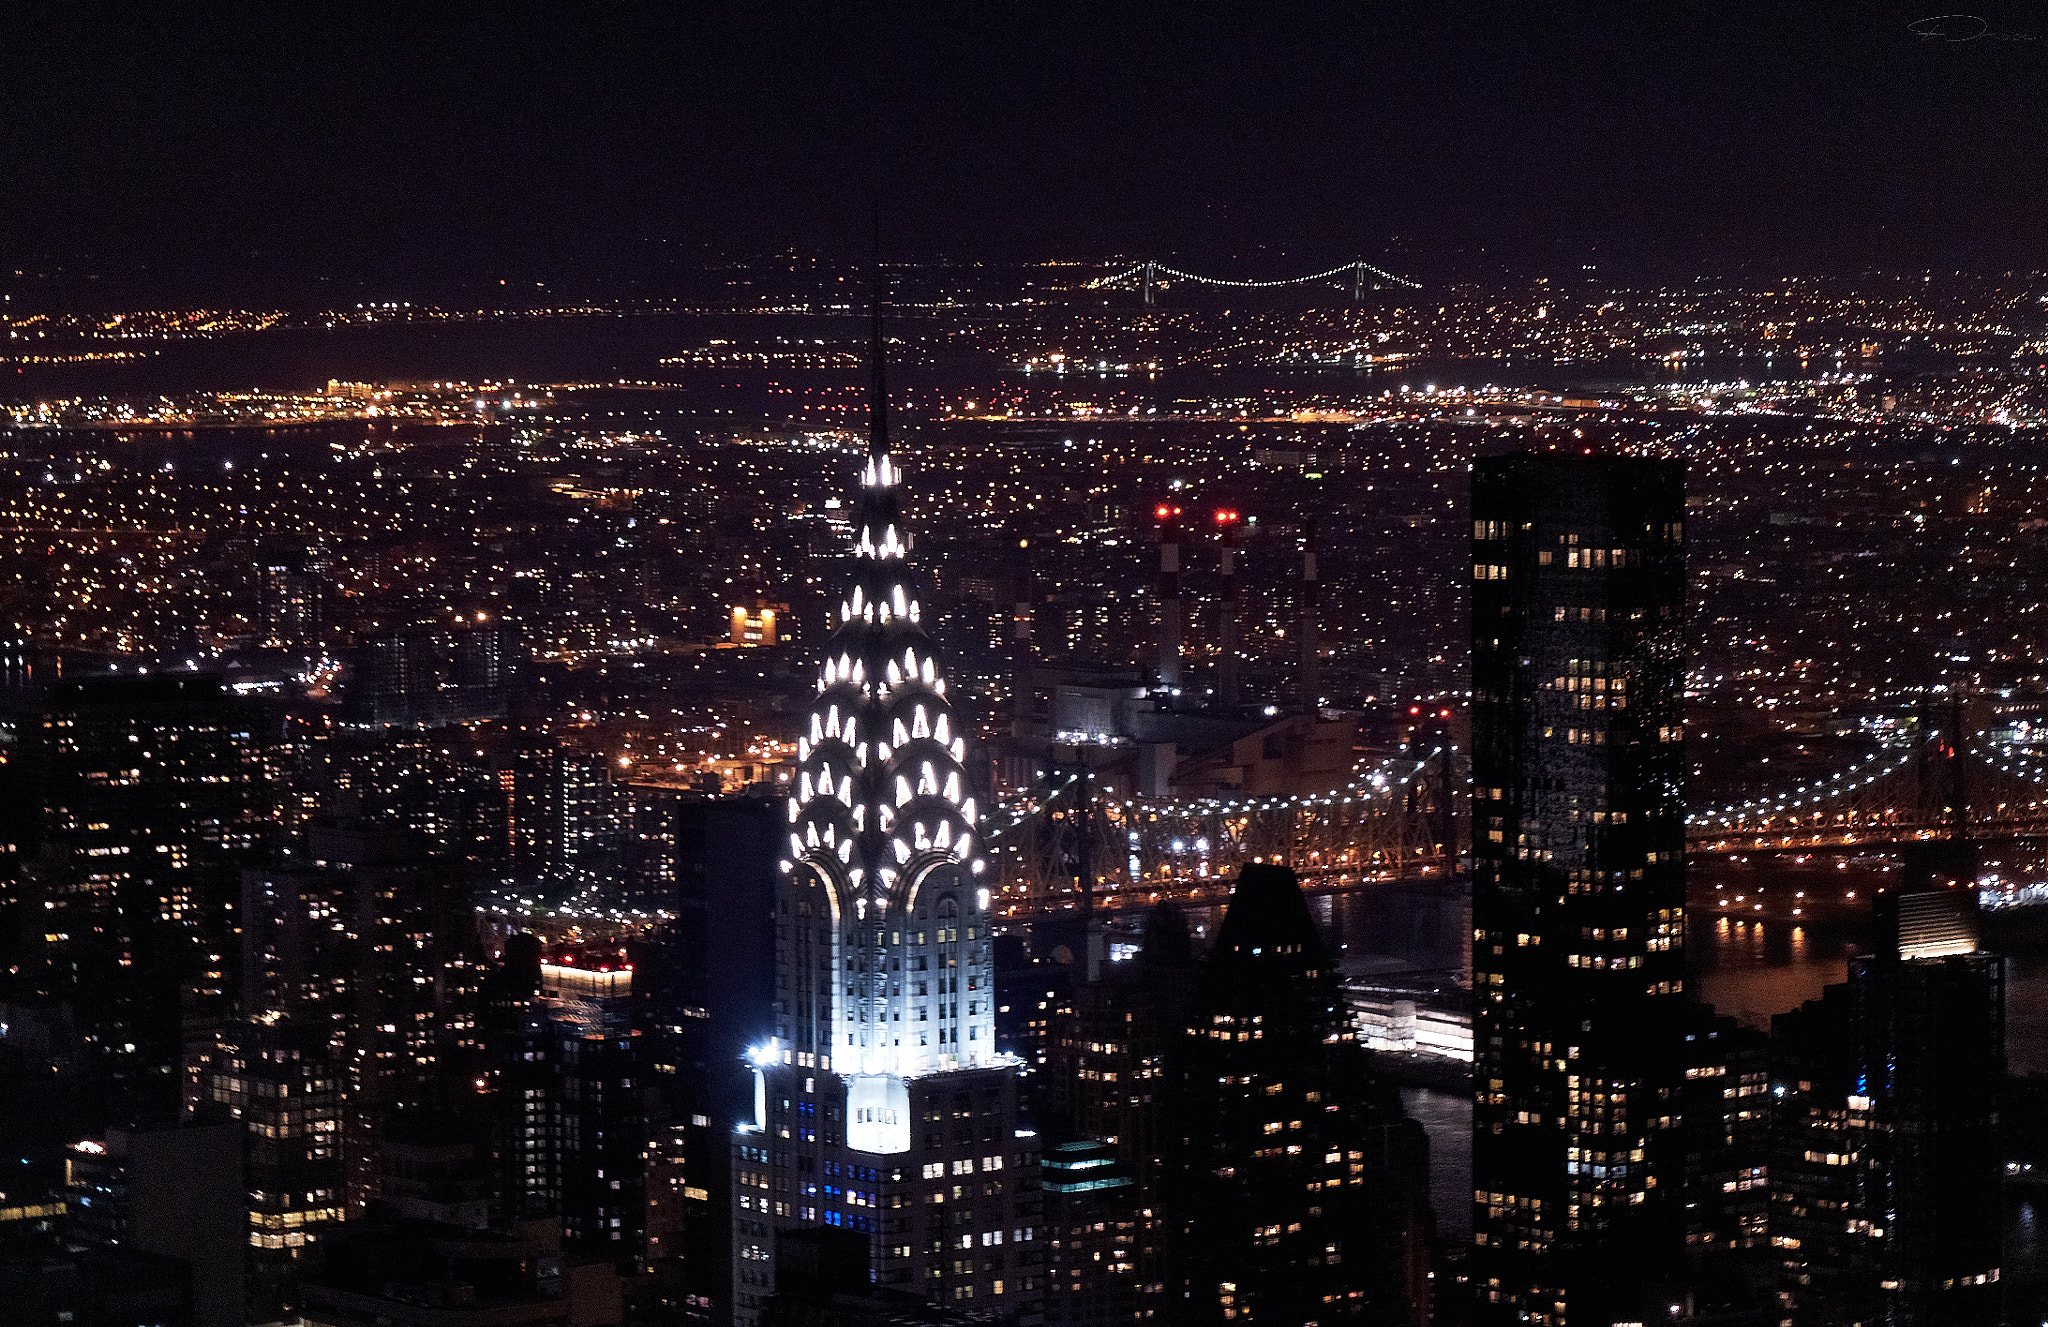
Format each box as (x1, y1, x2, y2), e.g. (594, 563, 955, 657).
(5, 1, 2047, 295)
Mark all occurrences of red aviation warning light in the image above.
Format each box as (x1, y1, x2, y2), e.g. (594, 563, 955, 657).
(1155, 503, 1183, 521)
(1214, 508, 1242, 526)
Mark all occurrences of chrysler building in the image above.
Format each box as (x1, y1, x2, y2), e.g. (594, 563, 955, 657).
(731, 273, 1040, 1324)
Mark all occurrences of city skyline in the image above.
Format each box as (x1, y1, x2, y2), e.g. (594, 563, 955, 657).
(0, 263, 2041, 1323)
(1, 7, 2046, 1326)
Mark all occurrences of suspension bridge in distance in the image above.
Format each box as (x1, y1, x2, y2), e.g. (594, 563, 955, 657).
(988, 727, 2048, 916)
(1086, 257, 1424, 304)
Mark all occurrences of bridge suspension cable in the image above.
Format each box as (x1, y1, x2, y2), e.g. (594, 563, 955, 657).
(1086, 257, 1423, 295)
(1685, 741, 1921, 828)
(1684, 727, 2048, 850)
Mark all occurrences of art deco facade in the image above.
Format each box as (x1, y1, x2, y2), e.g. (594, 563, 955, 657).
(730, 297, 1041, 1325)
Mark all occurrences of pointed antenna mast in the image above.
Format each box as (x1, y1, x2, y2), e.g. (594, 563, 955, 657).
(869, 202, 889, 458)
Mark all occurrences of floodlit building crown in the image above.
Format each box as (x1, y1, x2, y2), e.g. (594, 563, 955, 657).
(779, 279, 993, 1099)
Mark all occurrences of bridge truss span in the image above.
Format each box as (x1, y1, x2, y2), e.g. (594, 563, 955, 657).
(989, 750, 1458, 913)
(1684, 731, 2048, 852)
(988, 729, 2048, 913)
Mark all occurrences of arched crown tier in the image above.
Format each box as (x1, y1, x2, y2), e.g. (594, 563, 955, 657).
(777, 288, 996, 1082)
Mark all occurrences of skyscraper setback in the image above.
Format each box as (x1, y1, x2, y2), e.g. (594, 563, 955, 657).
(1468, 452, 1690, 1323)
(1162, 863, 1433, 1324)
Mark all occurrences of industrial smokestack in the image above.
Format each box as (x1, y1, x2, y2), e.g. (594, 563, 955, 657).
(1299, 520, 1322, 711)
(1010, 558, 1035, 735)
(1216, 508, 1242, 709)
(1155, 503, 1184, 694)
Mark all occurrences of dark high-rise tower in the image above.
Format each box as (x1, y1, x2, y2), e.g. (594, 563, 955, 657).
(1041, 902, 1195, 1324)
(640, 789, 780, 1322)
(17, 673, 266, 1130)
(497, 949, 646, 1268)
(238, 817, 483, 1216)
(1767, 857, 2004, 1326)
(202, 1015, 343, 1322)
(1162, 863, 1432, 1325)
(1468, 452, 1689, 1323)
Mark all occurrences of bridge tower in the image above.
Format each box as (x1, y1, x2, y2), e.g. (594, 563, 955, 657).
(1057, 749, 1096, 916)
(1915, 696, 1970, 842)
(1430, 742, 1457, 856)
(1401, 709, 1458, 855)
(1141, 260, 1158, 307)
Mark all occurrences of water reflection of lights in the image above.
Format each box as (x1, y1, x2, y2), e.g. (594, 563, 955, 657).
(1981, 880, 2048, 911)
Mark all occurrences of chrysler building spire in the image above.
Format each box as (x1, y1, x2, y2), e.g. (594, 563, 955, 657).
(781, 251, 990, 1093)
